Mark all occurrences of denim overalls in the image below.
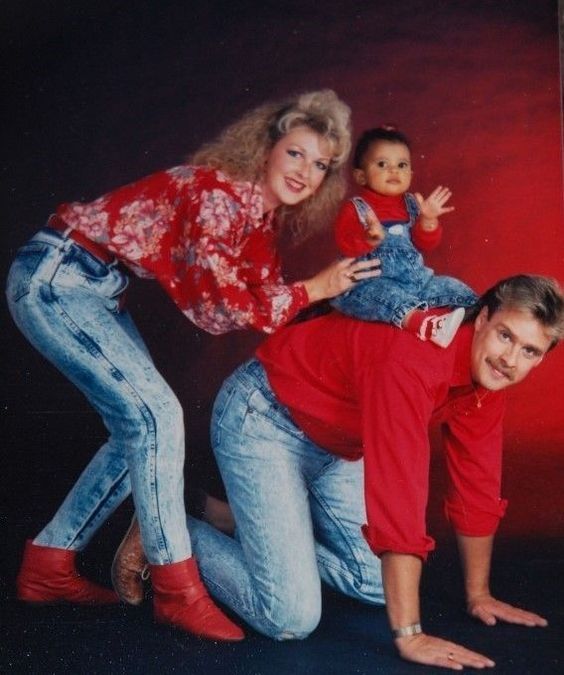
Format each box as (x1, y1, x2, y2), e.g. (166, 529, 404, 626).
(331, 194, 477, 326)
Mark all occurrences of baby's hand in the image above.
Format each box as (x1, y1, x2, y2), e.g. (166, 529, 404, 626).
(415, 186, 454, 220)
(365, 210, 385, 247)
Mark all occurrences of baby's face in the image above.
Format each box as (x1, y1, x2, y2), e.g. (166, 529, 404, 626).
(354, 140, 412, 196)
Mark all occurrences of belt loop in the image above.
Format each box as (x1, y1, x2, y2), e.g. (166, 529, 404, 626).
(46, 214, 71, 253)
(43, 234, 69, 286)
(56, 228, 74, 256)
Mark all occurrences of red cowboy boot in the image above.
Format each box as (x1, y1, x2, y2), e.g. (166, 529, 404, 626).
(111, 493, 235, 606)
(17, 539, 119, 604)
(111, 516, 148, 605)
(151, 557, 244, 641)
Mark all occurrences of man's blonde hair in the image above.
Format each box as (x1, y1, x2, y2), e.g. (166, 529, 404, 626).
(472, 275, 564, 349)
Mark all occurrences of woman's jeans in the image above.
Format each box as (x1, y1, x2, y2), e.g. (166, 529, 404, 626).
(6, 228, 190, 564)
(188, 358, 384, 640)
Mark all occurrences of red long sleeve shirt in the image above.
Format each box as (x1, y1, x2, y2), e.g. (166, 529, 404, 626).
(256, 313, 507, 561)
(57, 166, 309, 335)
(334, 189, 442, 258)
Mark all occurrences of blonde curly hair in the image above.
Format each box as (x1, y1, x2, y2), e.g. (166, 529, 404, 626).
(190, 89, 352, 242)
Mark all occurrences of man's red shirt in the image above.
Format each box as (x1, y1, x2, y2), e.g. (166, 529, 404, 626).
(257, 313, 508, 560)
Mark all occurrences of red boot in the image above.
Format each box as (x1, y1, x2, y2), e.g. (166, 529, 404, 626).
(151, 557, 244, 641)
(17, 539, 119, 605)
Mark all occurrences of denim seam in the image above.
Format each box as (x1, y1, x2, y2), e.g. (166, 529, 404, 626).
(308, 472, 370, 594)
(67, 467, 130, 549)
(391, 301, 427, 327)
(425, 294, 477, 307)
(48, 288, 173, 563)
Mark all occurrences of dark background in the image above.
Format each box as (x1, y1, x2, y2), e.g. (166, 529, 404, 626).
(1, 1, 563, 673)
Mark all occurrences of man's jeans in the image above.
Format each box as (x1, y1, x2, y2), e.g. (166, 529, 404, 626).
(189, 358, 385, 640)
(6, 228, 190, 564)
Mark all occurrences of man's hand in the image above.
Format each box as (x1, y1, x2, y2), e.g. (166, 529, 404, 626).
(414, 185, 454, 230)
(467, 593, 548, 627)
(395, 632, 495, 670)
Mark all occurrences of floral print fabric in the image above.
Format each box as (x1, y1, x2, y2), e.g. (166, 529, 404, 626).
(57, 166, 309, 334)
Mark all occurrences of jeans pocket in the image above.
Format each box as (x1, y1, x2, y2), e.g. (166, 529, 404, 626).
(211, 381, 239, 448)
(6, 243, 48, 303)
(103, 276, 129, 314)
(65, 246, 112, 282)
(51, 247, 127, 308)
(244, 388, 305, 442)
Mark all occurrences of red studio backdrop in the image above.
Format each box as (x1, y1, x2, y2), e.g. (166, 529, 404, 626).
(3, 2, 563, 542)
(3, 5, 563, 671)
(187, 3, 564, 539)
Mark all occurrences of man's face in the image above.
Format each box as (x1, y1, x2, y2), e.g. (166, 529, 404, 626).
(471, 306, 553, 391)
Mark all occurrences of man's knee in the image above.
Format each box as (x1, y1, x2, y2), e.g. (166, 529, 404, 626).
(260, 588, 322, 641)
(268, 601, 322, 641)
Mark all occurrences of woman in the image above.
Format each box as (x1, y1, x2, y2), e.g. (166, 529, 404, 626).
(7, 90, 378, 641)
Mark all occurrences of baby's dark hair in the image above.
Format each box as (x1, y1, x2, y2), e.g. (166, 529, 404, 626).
(353, 126, 411, 169)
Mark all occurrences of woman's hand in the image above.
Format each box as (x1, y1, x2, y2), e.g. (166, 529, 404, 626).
(303, 257, 381, 303)
(467, 593, 548, 627)
(395, 632, 495, 670)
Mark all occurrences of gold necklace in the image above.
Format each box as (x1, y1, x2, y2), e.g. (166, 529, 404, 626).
(472, 383, 488, 408)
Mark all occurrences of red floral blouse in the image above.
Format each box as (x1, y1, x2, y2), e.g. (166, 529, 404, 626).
(57, 166, 310, 334)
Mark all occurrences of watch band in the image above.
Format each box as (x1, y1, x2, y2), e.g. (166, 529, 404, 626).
(391, 622, 422, 639)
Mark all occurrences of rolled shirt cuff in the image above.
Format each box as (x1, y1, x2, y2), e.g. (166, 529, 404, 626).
(444, 497, 508, 536)
(362, 524, 436, 562)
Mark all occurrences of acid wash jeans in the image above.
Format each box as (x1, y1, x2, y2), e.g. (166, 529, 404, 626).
(188, 358, 385, 640)
(6, 228, 191, 564)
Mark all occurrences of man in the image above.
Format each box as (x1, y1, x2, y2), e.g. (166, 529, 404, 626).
(115, 274, 564, 669)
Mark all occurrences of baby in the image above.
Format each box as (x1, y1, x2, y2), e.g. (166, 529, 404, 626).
(331, 126, 477, 347)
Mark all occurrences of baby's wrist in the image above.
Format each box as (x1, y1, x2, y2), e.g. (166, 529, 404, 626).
(419, 216, 439, 231)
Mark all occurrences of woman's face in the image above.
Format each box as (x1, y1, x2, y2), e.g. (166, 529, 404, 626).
(260, 126, 333, 212)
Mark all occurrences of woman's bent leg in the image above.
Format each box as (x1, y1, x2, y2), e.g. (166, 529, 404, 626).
(8, 231, 245, 637)
(6, 233, 190, 563)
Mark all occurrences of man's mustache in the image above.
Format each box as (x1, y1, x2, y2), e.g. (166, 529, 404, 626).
(486, 358, 515, 382)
